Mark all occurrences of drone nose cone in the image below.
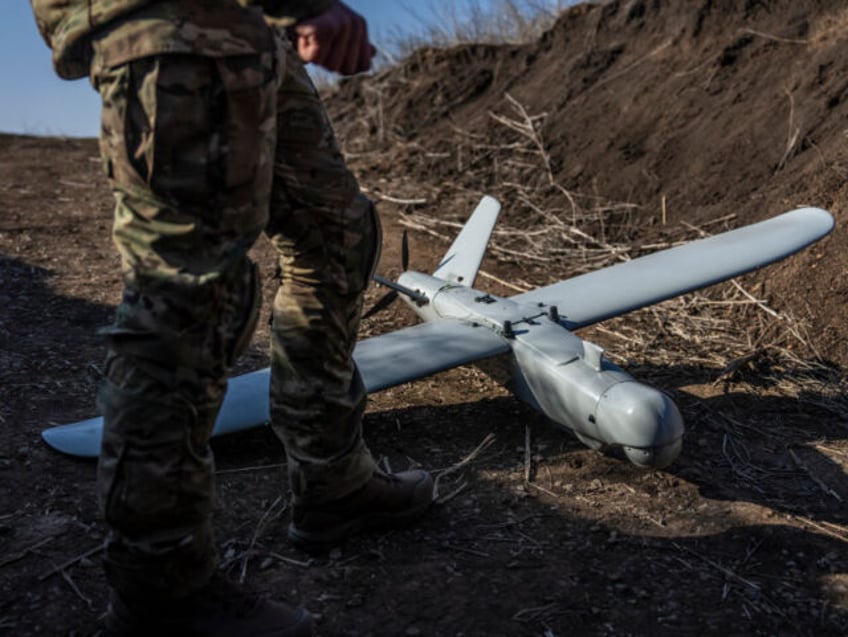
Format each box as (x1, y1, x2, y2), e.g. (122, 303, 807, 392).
(622, 436, 683, 469)
(595, 382, 684, 469)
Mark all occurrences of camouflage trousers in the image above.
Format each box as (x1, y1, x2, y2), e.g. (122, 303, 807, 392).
(91, 36, 378, 598)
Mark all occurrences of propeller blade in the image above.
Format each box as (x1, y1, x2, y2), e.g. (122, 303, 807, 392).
(362, 231, 420, 320)
(401, 230, 409, 271)
(361, 289, 399, 320)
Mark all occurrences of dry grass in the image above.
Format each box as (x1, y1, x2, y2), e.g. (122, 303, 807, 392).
(309, 1, 575, 88)
(389, 1, 575, 56)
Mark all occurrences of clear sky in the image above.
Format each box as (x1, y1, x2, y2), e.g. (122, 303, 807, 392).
(3, 1, 568, 139)
(8, 0, 571, 137)
(2, 1, 437, 137)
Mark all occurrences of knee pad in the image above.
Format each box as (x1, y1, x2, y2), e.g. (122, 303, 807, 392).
(364, 196, 382, 286)
(346, 193, 382, 296)
(225, 259, 262, 366)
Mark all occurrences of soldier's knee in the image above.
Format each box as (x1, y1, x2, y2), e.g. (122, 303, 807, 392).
(101, 256, 261, 374)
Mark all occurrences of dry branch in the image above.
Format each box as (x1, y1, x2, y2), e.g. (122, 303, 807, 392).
(60, 569, 94, 610)
(789, 448, 843, 502)
(217, 462, 286, 475)
(0, 537, 54, 571)
(433, 433, 497, 502)
(39, 543, 104, 582)
(239, 496, 287, 584)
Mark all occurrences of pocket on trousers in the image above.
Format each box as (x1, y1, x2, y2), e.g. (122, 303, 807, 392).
(214, 54, 277, 194)
(102, 442, 181, 535)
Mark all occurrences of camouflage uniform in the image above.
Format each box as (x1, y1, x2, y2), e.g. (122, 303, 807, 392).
(31, 0, 379, 598)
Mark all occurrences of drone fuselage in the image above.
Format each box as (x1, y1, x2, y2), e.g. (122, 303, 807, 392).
(396, 272, 684, 468)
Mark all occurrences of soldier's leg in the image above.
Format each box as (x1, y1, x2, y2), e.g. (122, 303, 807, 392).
(265, 41, 432, 546)
(92, 52, 274, 598)
(264, 40, 377, 505)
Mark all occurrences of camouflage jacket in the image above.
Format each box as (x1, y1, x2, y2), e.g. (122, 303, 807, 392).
(31, 0, 334, 79)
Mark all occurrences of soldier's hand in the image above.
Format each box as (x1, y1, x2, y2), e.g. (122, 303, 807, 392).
(292, 1, 375, 75)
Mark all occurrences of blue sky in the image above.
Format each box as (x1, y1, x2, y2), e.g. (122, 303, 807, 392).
(2, 1, 436, 137)
(3, 1, 567, 138)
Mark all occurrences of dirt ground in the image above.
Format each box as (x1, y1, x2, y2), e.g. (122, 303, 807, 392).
(3, 0, 848, 635)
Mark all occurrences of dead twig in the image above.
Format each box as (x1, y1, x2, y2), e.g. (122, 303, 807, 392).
(267, 552, 314, 569)
(361, 187, 428, 206)
(476, 269, 531, 293)
(789, 449, 843, 502)
(0, 536, 54, 570)
(513, 602, 558, 622)
(39, 543, 104, 582)
(521, 425, 559, 498)
(435, 479, 469, 505)
(433, 433, 497, 502)
(434, 433, 497, 478)
(590, 40, 673, 93)
(674, 543, 761, 592)
(217, 462, 286, 475)
(240, 496, 287, 584)
(792, 517, 848, 543)
(60, 569, 94, 610)
(441, 542, 491, 558)
(776, 89, 801, 173)
(740, 27, 809, 45)
(526, 482, 561, 499)
(729, 279, 781, 319)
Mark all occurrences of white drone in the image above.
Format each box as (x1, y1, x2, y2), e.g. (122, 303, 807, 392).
(43, 196, 834, 469)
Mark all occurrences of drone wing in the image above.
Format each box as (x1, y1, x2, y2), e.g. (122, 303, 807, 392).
(515, 207, 833, 329)
(42, 319, 510, 457)
(432, 195, 501, 287)
(355, 319, 509, 391)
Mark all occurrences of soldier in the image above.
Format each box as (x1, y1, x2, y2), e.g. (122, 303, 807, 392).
(29, 1, 434, 634)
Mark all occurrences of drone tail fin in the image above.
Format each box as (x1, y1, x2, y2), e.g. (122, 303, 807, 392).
(432, 195, 501, 287)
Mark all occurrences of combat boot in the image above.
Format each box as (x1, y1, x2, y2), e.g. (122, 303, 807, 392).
(103, 572, 314, 636)
(288, 469, 434, 549)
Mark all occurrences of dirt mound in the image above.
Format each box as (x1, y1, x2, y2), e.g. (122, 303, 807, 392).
(326, 0, 848, 365)
(3, 2, 848, 636)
